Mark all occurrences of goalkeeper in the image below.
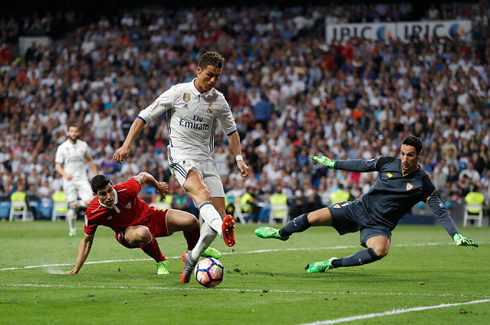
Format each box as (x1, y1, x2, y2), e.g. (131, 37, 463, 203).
(256, 136, 478, 273)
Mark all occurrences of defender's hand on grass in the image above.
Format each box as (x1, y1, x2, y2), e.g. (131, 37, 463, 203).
(311, 156, 336, 168)
(453, 233, 478, 247)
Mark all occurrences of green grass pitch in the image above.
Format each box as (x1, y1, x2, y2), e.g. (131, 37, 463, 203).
(0, 221, 489, 324)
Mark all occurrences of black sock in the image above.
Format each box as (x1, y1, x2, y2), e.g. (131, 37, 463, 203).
(334, 248, 380, 267)
(279, 213, 310, 237)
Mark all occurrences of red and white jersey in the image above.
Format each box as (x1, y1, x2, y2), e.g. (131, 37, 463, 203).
(84, 178, 153, 236)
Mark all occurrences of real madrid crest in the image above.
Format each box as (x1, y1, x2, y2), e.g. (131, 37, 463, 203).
(183, 93, 191, 103)
(207, 104, 213, 113)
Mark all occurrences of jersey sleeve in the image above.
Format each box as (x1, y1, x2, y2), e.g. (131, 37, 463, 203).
(335, 156, 395, 172)
(82, 142, 90, 158)
(84, 214, 98, 236)
(426, 191, 459, 238)
(138, 86, 175, 123)
(55, 146, 64, 164)
(217, 99, 237, 135)
(116, 178, 142, 200)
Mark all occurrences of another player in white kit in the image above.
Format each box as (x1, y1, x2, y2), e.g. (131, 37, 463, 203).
(114, 51, 249, 283)
(55, 124, 98, 237)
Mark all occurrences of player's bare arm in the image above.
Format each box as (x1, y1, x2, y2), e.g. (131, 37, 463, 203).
(113, 118, 146, 163)
(64, 235, 94, 274)
(228, 132, 249, 178)
(85, 154, 98, 176)
(55, 162, 72, 180)
(133, 172, 168, 199)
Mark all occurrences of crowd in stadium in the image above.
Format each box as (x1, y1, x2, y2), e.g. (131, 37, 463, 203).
(0, 1, 489, 220)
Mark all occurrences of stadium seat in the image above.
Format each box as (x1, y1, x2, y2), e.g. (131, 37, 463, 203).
(9, 190, 32, 222)
(52, 191, 68, 222)
(9, 201, 31, 222)
(463, 204, 483, 227)
(268, 204, 289, 224)
(233, 196, 249, 224)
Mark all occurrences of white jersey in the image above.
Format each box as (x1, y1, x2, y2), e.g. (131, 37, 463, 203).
(138, 79, 237, 162)
(55, 139, 90, 182)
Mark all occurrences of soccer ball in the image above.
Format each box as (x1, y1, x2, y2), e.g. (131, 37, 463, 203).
(194, 257, 224, 288)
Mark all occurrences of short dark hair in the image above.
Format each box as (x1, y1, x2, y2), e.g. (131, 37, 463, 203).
(198, 52, 224, 70)
(91, 175, 112, 193)
(401, 135, 423, 154)
(67, 124, 78, 130)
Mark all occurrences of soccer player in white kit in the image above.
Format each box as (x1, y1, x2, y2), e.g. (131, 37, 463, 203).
(113, 51, 250, 283)
(55, 124, 98, 237)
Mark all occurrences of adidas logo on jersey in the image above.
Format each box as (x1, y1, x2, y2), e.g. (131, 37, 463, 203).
(182, 104, 189, 109)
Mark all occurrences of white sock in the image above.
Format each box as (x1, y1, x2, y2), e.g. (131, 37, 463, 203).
(67, 208, 76, 232)
(198, 202, 222, 236)
(191, 223, 218, 261)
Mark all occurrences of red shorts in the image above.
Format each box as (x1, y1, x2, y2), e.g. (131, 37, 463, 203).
(115, 208, 170, 249)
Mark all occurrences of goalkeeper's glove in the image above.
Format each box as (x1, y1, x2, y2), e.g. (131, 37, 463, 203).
(311, 156, 336, 169)
(453, 233, 478, 247)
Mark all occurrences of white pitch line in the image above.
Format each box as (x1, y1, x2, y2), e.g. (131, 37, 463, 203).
(2, 283, 490, 299)
(300, 299, 490, 325)
(0, 241, 484, 272)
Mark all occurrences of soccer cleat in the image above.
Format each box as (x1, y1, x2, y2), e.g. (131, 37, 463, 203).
(201, 247, 222, 259)
(222, 215, 236, 247)
(69, 230, 77, 237)
(180, 251, 197, 283)
(155, 260, 170, 275)
(306, 257, 337, 273)
(254, 227, 289, 241)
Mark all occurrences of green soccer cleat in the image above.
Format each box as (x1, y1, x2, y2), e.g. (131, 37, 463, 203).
(201, 247, 222, 259)
(255, 227, 289, 241)
(69, 230, 77, 237)
(155, 260, 170, 275)
(305, 257, 337, 273)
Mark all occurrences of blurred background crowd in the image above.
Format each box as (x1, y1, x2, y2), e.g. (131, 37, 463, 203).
(0, 1, 489, 220)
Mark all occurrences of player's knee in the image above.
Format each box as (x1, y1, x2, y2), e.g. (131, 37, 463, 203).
(133, 227, 152, 243)
(372, 246, 389, 259)
(189, 216, 199, 229)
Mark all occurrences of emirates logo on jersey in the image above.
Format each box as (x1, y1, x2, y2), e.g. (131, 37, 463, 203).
(406, 182, 414, 191)
(125, 203, 131, 209)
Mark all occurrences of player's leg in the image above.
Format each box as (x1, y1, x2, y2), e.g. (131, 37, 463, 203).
(211, 196, 235, 247)
(182, 170, 224, 236)
(306, 229, 390, 273)
(165, 209, 200, 250)
(255, 207, 333, 240)
(64, 184, 78, 237)
(125, 225, 165, 262)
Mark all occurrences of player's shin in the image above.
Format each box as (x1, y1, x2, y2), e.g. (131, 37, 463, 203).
(67, 208, 77, 232)
(183, 227, 200, 251)
(191, 223, 217, 261)
(198, 202, 223, 236)
(279, 213, 311, 237)
(336, 248, 381, 267)
(139, 236, 166, 262)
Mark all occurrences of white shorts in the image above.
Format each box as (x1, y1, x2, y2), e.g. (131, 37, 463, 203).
(64, 180, 93, 205)
(169, 159, 225, 198)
